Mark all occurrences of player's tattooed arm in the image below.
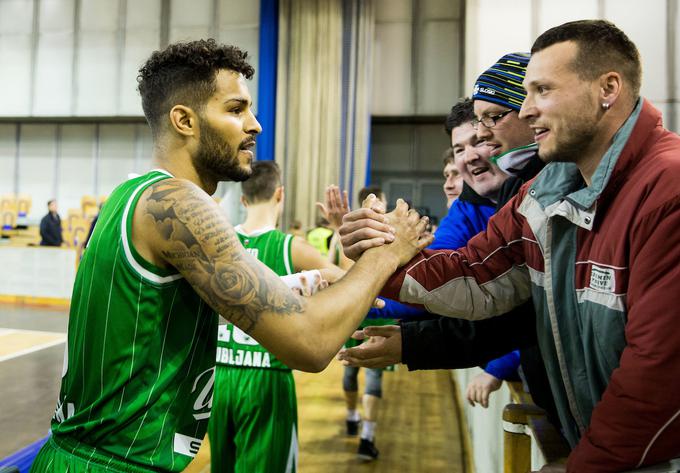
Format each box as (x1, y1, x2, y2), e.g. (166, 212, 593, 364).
(143, 179, 305, 332)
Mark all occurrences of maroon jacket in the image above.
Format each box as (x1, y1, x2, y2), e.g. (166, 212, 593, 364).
(383, 100, 680, 471)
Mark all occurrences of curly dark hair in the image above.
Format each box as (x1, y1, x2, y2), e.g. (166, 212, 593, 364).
(444, 97, 474, 136)
(532, 20, 641, 98)
(137, 39, 255, 134)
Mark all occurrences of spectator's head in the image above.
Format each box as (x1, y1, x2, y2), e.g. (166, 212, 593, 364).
(287, 219, 305, 238)
(520, 20, 641, 165)
(472, 53, 534, 158)
(358, 185, 386, 207)
(445, 98, 508, 202)
(137, 39, 261, 184)
(47, 199, 57, 213)
(442, 148, 463, 208)
(241, 161, 283, 208)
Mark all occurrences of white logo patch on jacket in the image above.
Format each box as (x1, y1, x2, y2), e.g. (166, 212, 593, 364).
(590, 265, 615, 292)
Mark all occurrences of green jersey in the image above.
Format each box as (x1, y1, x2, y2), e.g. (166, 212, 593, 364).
(216, 226, 292, 371)
(51, 170, 218, 471)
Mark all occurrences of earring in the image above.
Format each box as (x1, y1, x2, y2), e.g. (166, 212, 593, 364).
(601, 102, 610, 110)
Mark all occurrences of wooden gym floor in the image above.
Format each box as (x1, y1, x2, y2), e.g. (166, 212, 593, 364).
(0, 304, 465, 472)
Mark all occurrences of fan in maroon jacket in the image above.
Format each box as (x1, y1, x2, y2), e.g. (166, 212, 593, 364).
(339, 20, 680, 473)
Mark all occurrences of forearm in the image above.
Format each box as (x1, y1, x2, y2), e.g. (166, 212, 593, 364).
(309, 256, 346, 283)
(484, 351, 521, 381)
(329, 231, 354, 269)
(401, 302, 537, 370)
(288, 248, 399, 370)
(366, 298, 428, 320)
(145, 181, 421, 373)
(382, 203, 530, 320)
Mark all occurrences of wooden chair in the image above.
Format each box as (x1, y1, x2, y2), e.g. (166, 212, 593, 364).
(1, 210, 16, 230)
(72, 225, 88, 247)
(16, 194, 32, 217)
(81, 195, 98, 218)
(1, 194, 17, 213)
(66, 210, 84, 231)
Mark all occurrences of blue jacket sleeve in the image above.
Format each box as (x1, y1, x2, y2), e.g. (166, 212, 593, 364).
(428, 199, 495, 250)
(483, 350, 521, 381)
(366, 298, 428, 320)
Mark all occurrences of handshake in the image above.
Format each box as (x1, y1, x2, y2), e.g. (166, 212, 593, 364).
(338, 193, 434, 267)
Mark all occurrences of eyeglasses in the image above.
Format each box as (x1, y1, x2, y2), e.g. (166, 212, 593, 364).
(471, 109, 514, 129)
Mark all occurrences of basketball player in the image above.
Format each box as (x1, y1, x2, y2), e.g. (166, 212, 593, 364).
(30, 39, 430, 472)
(209, 161, 343, 473)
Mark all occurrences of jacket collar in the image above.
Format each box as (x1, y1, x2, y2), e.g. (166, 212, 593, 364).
(599, 99, 665, 204)
(493, 142, 539, 176)
(567, 98, 643, 210)
(457, 182, 495, 207)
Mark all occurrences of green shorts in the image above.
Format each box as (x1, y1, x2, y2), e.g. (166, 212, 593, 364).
(208, 365, 297, 473)
(30, 436, 156, 473)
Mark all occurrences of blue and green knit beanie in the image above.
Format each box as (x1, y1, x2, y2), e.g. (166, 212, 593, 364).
(472, 52, 530, 111)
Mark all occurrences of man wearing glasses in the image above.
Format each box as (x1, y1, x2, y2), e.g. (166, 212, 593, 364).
(472, 53, 535, 160)
(426, 53, 535, 251)
(341, 53, 557, 423)
(471, 53, 543, 204)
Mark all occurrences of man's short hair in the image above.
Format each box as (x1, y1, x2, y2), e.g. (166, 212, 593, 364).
(444, 98, 474, 135)
(531, 20, 641, 98)
(358, 185, 384, 204)
(241, 161, 282, 204)
(442, 147, 456, 166)
(47, 199, 55, 207)
(137, 39, 255, 135)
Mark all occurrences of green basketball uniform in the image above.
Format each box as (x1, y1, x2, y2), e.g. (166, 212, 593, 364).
(209, 225, 298, 473)
(209, 365, 297, 473)
(216, 225, 292, 371)
(32, 170, 218, 473)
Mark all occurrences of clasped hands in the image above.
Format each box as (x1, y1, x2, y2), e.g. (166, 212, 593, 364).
(340, 193, 433, 266)
(335, 192, 433, 368)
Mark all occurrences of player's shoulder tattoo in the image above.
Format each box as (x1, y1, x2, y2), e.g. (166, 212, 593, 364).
(144, 178, 304, 332)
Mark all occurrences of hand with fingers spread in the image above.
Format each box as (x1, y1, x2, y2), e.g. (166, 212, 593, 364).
(339, 193, 393, 261)
(316, 185, 350, 230)
(369, 199, 433, 268)
(337, 325, 402, 368)
(465, 372, 503, 408)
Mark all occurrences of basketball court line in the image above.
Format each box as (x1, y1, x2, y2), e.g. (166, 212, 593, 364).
(0, 328, 66, 363)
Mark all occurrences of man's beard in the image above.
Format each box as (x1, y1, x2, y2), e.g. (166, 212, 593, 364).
(538, 114, 599, 164)
(193, 119, 252, 182)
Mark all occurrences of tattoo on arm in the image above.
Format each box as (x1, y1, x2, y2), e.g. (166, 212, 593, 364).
(145, 180, 304, 332)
